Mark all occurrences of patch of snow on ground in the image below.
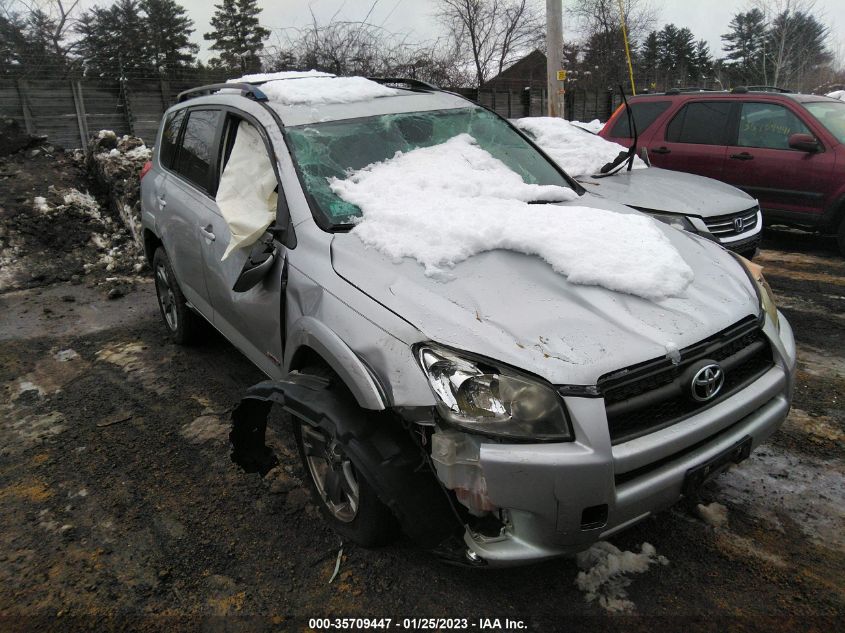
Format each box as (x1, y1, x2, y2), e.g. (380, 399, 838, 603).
(331, 133, 693, 300)
(228, 70, 334, 83)
(33, 196, 49, 213)
(826, 90, 845, 101)
(696, 502, 728, 528)
(575, 541, 669, 613)
(261, 76, 399, 106)
(514, 117, 646, 177)
(714, 444, 845, 552)
(570, 119, 604, 133)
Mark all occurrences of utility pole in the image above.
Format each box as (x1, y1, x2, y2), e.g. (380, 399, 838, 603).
(546, 0, 564, 118)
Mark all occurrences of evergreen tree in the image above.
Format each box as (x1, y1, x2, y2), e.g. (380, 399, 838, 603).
(721, 9, 766, 85)
(77, 0, 150, 78)
(639, 31, 660, 89)
(765, 9, 831, 90)
(141, 0, 198, 75)
(204, 0, 270, 74)
(693, 39, 713, 84)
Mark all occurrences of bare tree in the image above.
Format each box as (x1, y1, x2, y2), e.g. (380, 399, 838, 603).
(435, 0, 543, 87)
(13, 0, 81, 60)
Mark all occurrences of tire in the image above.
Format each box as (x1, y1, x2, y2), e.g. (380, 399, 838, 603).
(293, 366, 399, 547)
(152, 247, 202, 345)
(837, 216, 845, 257)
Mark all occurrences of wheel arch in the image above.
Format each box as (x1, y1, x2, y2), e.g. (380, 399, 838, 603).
(143, 228, 163, 265)
(284, 316, 387, 411)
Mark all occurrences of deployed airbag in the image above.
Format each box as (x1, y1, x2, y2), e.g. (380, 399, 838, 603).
(216, 121, 277, 259)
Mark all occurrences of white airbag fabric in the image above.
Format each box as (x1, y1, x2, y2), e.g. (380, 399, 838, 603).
(216, 121, 277, 259)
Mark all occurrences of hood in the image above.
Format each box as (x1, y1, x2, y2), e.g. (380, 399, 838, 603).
(331, 197, 760, 386)
(578, 167, 756, 217)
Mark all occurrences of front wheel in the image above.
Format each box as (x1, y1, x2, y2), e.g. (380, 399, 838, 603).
(294, 419, 398, 547)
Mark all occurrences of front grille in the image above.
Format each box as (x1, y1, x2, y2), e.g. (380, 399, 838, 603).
(704, 207, 759, 238)
(598, 316, 773, 444)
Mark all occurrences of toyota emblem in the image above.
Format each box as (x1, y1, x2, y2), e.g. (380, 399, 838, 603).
(734, 217, 745, 233)
(691, 363, 725, 402)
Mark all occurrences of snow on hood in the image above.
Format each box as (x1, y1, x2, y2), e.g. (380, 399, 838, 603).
(330, 211, 759, 385)
(330, 133, 693, 301)
(227, 70, 334, 83)
(570, 119, 604, 134)
(580, 167, 756, 216)
(826, 90, 845, 101)
(258, 76, 400, 105)
(514, 117, 646, 177)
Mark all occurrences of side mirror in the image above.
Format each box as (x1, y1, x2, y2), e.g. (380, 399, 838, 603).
(233, 233, 278, 293)
(788, 133, 820, 153)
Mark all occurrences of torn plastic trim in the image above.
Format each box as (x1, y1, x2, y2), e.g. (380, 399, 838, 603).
(230, 374, 461, 549)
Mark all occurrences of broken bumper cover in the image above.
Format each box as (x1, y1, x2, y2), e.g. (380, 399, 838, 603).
(461, 315, 796, 566)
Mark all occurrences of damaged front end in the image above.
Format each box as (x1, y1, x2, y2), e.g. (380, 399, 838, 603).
(230, 373, 492, 561)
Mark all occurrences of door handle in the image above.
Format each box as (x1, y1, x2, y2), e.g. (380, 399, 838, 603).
(651, 146, 671, 155)
(199, 225, 216, 241)
(730, 152, 754, 161)
(156, 195, 166, 207)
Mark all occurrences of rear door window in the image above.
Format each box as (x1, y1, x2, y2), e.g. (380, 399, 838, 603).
(737, 102, 811, 149)
(666, 101, 733, 145)
(610, 101, 671, 138)
(173, 109, 223, 192)
(159, 109, 185, 169)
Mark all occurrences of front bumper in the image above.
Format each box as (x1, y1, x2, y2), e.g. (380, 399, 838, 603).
(460, 313, 796, 566)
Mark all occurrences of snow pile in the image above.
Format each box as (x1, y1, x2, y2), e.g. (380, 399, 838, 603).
(571, 119, 604, 134)
(575, 541, 669, 613)
(514, 117, 646, 177)
(826, 90, 845, 101)
(696, 502, 729, 528)
(86, 131, 150, 251)
(261, 76, 400, 106)
(331, 133, 693, 300)
(228, 70, 334, 83)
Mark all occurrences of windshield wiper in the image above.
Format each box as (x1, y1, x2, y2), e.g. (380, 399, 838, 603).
(595, 86, 639, 178)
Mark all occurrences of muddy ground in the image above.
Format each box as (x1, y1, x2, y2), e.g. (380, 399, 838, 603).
(0, 150, 843, 632)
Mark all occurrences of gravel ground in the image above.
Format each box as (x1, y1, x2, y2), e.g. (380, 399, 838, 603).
(0, 150, 843, 631)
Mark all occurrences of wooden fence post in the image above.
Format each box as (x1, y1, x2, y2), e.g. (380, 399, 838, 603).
(120, 79, 135, 135)
(16, 80, 36, 135)
(70, 80, 90, 149)
(159, 78, 171, 110)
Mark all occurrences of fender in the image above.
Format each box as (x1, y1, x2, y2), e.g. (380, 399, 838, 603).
(284, 316, 387, 410)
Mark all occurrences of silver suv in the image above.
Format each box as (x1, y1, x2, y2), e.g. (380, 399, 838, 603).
(140, 75, 797, 566)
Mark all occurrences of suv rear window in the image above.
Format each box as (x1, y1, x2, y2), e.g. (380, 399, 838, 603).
(610, 101, 671, 138)
(173, 109, 222, 192)
(666, 101, 732, 145)
(159, 110, 185, 169)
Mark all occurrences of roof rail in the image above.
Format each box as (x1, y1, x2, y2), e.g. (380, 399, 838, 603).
(732, 85, 793, 94)
(367, 77, 440, 91)
(177, 82, 269, 103)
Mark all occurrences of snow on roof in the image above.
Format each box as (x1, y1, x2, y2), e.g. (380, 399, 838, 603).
(514, 117, 646, 177)
(227, 70, 335, 83)
(826, 90, 845, 101)
(330, 133, 693, 300)
(258, 76, 401, 106)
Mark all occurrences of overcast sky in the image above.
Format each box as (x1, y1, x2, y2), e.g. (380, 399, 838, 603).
(170, 0, 845, 63)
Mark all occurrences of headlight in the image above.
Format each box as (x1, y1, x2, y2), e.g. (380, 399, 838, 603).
(648, 212, 695, 232)
(735, 255, 779, 329)
(416, 345, 573, 442)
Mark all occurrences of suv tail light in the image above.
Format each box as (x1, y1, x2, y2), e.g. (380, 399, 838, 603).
(140, 160, 152, 180)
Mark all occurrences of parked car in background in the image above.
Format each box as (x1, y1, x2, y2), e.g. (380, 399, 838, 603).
(515, 117, 763, 258)
(600, 89, 845, 255)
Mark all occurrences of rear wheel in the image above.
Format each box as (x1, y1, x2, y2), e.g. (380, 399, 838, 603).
(293, 366, 398, 546)
(152, 248, 202, 345)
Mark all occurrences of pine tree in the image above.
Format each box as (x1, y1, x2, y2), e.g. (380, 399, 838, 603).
(77, 0, 151, 78)
(639, 31, 660, 89)
(141, 0, 198, 76)
(693, 39, 713, 84)
(204, 0, 270, 74)
(721, 9, 766, 85)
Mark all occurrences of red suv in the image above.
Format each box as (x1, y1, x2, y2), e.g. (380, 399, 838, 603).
(600, 90, 845, 255)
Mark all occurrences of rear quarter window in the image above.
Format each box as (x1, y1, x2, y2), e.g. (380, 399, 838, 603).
(610, 101, 671, 138)
(666, 101, 732, 145)
(159, 109, 185, 169)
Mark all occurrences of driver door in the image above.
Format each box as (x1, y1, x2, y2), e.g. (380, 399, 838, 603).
(200, 114, 286, 378)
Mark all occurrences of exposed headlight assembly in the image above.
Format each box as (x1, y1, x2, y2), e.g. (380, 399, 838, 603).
(735, 254, 779, 329)
(416, 345, 573, 442)
(648, 212, 695, 232)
